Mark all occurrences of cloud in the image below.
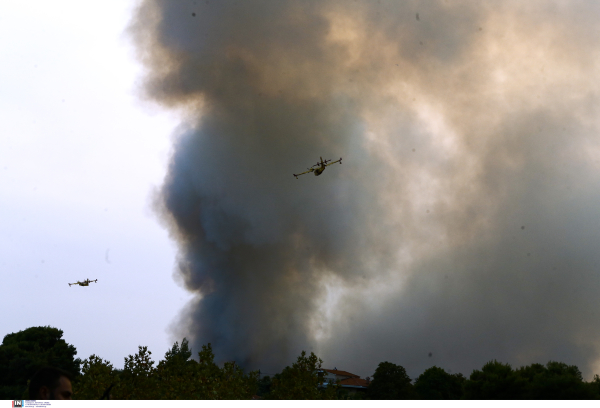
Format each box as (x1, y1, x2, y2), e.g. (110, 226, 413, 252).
(130, 0, 600, 378)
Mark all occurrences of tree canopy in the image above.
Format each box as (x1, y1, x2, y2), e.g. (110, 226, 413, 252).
(0, 326, 81, 399)
(464, 360, 522, 399)
(464, 360, 598, 399)
(414, 366, 465, 399)
(74, 341, 258, 399)
(367, 361, 415, 399)
(515, 361, 596, 399)
(267, 350, 338, 399)
(4, 326, 600, 400)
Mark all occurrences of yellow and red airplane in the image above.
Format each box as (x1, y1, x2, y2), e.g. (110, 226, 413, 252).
(294, 157, 342, 179)
(69, 279, 98, 287)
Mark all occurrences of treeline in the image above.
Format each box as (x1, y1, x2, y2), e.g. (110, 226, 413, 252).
(2, 326, 600, 399)
(368, 360, 600, 400)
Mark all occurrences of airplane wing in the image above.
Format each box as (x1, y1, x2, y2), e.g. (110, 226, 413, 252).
(293, 169, 314, 179)
(325, 157, 342, 167)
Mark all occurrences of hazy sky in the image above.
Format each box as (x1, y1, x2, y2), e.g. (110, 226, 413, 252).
(0, 1, 192, 368)
(3, 0, 600, 383)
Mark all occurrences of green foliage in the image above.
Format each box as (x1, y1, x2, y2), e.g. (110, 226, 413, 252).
(74, 355, 117, 400)
(268, 351, 339, 399)
(0, 326, 81, 400)
(414, 366, 465, 399)
(152, 339, 199, 399)
(464, 360, 523, 399)
(367, 361, 415, 400)
(345, 389, 367, 400)
(163, 338, 193, 363)
(464, 360, 599, 400)
(72, 343, 600, 401)
(589, 374, 600, 398)
(74, 340, 258, 400)
(11, 325, 595, 400)
(515, 361, 596, 399)
(189, 343, 258, 399)
(118, 346, 158, 399)
(256, 375, 272, 397)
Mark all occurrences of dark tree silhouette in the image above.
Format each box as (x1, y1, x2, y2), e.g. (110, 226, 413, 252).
(268, 351, 338, 400)
(367, 361, 415, 399)
(515, 361, 596, 399)
(463, 360, 523, 399)
(414, 366, 465, 399)
(0, 326, 81, 399)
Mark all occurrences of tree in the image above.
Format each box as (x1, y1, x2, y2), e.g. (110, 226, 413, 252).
(414, 366, 465, 399)
(588, 374, 600, 399)
(74, 355, 117, 400)
(152, 339, 199, 399)
(0, 326, 81, 399)
(163, 338, 193, 363)
(118, 346, 159, 399)
(256, 374, 272, 398)
(367, 361, 415, 400)
(269, 350, 338, 399)
(74, 340, 259, 399)
(515, 361, 596, 399)
(190, 343, 258, 399)
(464, 360, 525, 399)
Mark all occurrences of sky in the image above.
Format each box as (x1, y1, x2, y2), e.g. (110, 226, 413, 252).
(3, 0, 600, 383)
(0, 1, 192, 369)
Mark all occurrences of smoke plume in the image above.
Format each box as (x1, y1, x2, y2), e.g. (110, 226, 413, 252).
(129, 0, 600, 378)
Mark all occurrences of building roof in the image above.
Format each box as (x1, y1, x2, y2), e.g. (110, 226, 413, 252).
(322, 369, 360, 378)
(339, 377, 369, 388)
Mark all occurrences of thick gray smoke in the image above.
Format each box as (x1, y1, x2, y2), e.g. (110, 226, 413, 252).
(130, 0, 600, 378)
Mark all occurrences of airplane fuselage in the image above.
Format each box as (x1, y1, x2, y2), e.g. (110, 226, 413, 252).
(314, 167, 325, 176)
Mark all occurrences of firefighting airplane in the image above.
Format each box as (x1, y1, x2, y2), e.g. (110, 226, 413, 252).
(293, 157, 342, 179)
(69, 279, 98, 287)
